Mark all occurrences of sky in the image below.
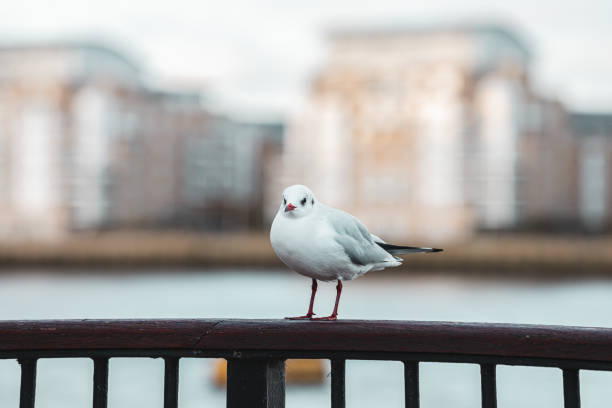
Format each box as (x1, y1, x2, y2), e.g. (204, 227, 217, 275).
(1, 0, 610, 121)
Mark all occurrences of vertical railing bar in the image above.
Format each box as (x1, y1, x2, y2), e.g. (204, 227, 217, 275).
(18, 358, 37, 408)
(563, 368, 580, 408)
(403, 361, 419, 408)
(92, 357, 109, 408)
(227, 358, 285, 408)
(480, 364, 497, 408)
(164, 357, 180, 408)
(331, 359, 345, 408)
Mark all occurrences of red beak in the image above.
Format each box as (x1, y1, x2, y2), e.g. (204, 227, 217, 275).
(285, 203, 296, 212)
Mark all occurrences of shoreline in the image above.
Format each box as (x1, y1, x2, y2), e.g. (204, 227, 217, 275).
(0, 231, 610, 277)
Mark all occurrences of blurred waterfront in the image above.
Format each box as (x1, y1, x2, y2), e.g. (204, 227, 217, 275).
(0, 231, 611, 275)
(0, 10, 611, 245)
(2, 269, 612, 407)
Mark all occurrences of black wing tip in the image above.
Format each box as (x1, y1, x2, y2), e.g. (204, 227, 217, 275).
(376, 242, 444, 254)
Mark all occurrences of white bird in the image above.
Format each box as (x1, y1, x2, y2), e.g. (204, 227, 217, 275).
(270, 184, 443, 320)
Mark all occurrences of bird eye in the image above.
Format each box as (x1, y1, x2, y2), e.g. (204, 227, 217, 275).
(283, 197, 286, 205)
(300, 197, 307, 206)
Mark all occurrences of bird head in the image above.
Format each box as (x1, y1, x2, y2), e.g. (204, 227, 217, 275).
(279, 184, 317, 218)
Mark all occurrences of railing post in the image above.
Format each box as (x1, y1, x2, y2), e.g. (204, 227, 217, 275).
(92, 357, 109, 408)
(18, 358, 37, 408)
(164, 357, 180, 408)
(403, 361, 419, 408)
(331, 359, 346, 408)
(226, 358, 285, 408)
(480, 364, 497, 408)
(562, 369, 580, 408)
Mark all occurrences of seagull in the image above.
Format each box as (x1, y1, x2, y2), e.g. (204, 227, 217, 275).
(270, 184, 443, 320)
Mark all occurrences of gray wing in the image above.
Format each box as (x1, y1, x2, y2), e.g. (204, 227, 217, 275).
(325, 208, 397, 266)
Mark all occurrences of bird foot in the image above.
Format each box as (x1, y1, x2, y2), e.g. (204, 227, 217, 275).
(285, 314, 314, 320)
(310, 315, 337, 321)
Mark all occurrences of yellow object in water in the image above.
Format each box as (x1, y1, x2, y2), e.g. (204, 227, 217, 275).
(213, 359, 325, 387)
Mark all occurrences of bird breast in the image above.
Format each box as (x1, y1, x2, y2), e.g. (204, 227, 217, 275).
(270, 213, 349, 281)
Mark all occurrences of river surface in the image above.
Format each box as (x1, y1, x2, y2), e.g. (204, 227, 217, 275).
(1, 269, 612, 407)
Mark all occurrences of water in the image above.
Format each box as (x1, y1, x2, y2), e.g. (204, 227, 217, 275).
(1, 269, 612, 407)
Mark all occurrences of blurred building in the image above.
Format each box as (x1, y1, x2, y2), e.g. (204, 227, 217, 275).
(0, 43, 143, 238)
(273, 24, 579, 241)
(572, 113, 612, 231)
(178, 118, 283, 230)
(0, 42, 282, 239)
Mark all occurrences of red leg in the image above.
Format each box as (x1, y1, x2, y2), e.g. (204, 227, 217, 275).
(311, 280, 342, 321)
(285, 279, 317, 320)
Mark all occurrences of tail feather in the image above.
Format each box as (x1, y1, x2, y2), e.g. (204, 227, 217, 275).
(376, 242, 443, 255)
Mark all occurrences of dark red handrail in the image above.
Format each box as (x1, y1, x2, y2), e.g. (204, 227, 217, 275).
(1, 319, 611, 363)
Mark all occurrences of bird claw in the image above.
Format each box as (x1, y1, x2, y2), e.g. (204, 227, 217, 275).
(285, 315, 314, 320)
(310, 315, 337, 321)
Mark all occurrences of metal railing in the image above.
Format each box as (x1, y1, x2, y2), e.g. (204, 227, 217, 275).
(2, 319, 612, 407)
